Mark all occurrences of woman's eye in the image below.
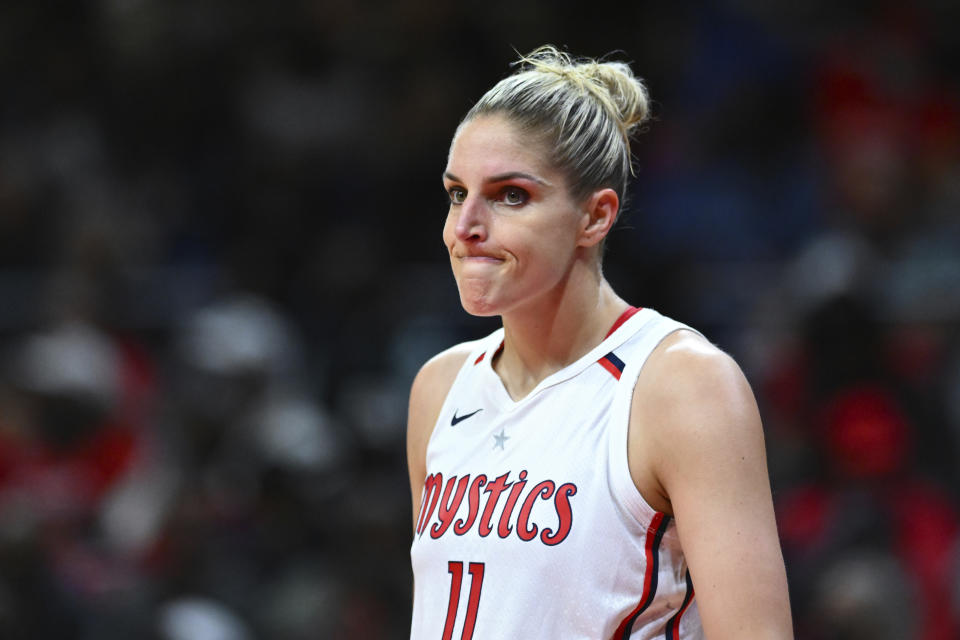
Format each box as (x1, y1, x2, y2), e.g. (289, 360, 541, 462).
(501, 188, 528, 206)
(448, 187, 466, 204)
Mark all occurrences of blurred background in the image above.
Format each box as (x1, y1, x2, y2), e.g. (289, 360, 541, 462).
(0, 0, 958, 638)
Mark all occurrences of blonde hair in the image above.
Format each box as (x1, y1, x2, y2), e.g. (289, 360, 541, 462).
(463, 45, 650, 203)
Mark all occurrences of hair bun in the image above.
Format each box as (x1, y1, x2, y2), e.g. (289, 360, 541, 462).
(466, 44, 651, 200)
(517, 45, 650, 136)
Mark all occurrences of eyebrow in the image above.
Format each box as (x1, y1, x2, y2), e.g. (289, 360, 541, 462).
(443, 171, 552, 187)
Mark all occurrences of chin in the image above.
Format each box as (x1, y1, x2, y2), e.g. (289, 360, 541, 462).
(458, 295, 501, 317)
(454, 277, 501, 317)
(456, 286, 503, 317)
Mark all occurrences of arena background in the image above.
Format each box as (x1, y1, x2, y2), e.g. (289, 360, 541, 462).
(1, 1, 959, 638)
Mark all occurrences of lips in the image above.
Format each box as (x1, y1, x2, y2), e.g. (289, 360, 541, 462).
(454, 249, 504, 263)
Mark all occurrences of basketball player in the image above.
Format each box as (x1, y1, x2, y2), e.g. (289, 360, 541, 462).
(407, 46, 792, 639)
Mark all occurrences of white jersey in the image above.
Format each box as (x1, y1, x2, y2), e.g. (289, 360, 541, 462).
(410, 307, 704, 640)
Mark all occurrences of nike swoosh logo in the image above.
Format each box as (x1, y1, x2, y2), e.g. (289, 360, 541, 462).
(451, 408, 483, 426)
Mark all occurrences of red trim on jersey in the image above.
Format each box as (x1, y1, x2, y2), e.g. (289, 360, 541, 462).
(598, 356, 623, 380)
(605, 306, 642, 338)
(611, 511, 669, 639)
(474, 342, 505, 366)
(475, 308, 637, 368)
(665, 570, 695, 639)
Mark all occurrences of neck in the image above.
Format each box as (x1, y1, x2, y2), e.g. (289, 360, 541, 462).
(493, 269, 629, 400)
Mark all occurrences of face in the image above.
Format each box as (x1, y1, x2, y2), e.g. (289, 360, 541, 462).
(442, 115, 589, 317)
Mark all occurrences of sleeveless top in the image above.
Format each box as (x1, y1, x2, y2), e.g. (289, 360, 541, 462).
(410, 307, 704, 640)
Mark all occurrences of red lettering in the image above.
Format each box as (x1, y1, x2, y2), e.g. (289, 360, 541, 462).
(477, 473, 511, 537)
(517, 480, 555, 541)
(417, 471, 576, 546)
(542, 482, 577, 545)
(497, 470, 527, 538)
(430, 475, 470, 538)
(417, 473, 443, 535)
(454, 474, 487, 535)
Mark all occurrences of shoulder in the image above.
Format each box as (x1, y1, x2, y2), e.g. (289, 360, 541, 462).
(409, 341, 476, 415)
(631, 331, 793, 636)
(630, 329, 763, 509)
(634, 329, 756, 415)
(406, 341, 477, 528)
(407, 341, 477, 452)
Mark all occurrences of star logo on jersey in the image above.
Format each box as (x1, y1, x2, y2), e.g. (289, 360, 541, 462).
(451, 408, 483, 426)
(493, 429, 509, 450)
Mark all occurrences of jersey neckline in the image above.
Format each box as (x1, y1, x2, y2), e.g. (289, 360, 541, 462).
(477, 306, 653, 410)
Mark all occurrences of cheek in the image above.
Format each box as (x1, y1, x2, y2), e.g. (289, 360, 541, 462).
(519, 225, 574, 270)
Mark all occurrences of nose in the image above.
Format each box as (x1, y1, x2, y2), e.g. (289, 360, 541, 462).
(454, 195, 488, 242)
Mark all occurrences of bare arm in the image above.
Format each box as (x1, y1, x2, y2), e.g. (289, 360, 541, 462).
(630, 332, 793, 638)
(407, 345, 472, 533)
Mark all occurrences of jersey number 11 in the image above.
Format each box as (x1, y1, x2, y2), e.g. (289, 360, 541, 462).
(442, 561, 485, 640)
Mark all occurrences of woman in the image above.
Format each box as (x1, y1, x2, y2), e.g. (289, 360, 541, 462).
(407, 46, 792, 639)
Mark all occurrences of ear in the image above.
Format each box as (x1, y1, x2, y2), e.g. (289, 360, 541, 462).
(577, 188, 619, 248)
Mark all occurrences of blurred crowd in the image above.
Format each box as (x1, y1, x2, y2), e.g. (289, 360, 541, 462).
(0, 1, 958, 638)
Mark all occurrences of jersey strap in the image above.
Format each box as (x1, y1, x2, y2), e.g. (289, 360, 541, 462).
(607, 311, 701, 524)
